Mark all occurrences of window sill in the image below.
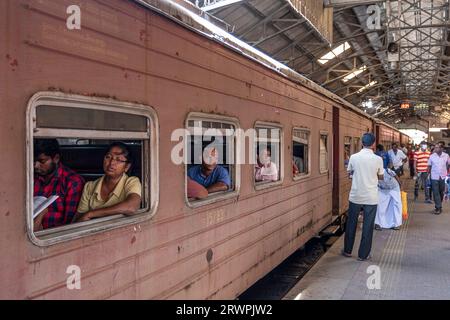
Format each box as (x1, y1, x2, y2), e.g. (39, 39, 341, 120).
(30, 209, 153, 247)
(186, 190, 239, 209)
(254, 180, 283, 191)
(293, 173, 311, 181)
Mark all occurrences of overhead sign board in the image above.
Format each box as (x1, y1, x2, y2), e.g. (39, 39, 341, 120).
(400, 103, 410, 109)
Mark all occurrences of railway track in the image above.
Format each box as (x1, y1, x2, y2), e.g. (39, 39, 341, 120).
(238, 232, 342, 300)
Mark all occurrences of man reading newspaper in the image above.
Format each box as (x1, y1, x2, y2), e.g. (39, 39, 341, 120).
(33, 139, 84, 230)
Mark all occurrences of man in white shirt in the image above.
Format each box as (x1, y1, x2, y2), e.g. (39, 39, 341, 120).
(342, 133, 384, 261)
(427, 144, 450, 214)
(255, 148, 278, 182)
(388, 143, 407, 176)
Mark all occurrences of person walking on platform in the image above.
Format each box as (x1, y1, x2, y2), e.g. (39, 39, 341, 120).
(414, 142, 431, 202)
(375, 144, 390, 170)
(427, 144, 450, 214)
(342, 133, 384, 261)
(388, 143, 407, 176)
(408, 145, 416, 178)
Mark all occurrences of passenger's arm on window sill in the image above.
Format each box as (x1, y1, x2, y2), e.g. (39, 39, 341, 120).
(207, 182, 229, 194)
(73, 193, 142, 222)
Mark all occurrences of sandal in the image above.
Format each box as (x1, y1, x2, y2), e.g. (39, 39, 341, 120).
(357, 255, 372, 261)
(341, 250, 352, 258)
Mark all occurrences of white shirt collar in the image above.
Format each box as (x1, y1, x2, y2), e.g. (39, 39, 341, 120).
(360, 148, 374, 154)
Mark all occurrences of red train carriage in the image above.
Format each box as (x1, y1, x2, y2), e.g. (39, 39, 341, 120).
(400, 133, 411, 146)
(333, 108, 373, 217)
(375, 121, 405, 151)
(0, 0, 406, 299)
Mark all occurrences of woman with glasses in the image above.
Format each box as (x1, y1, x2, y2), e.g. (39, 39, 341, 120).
(72, 142, 142, 223)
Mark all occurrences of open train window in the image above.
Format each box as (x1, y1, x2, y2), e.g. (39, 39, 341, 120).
(319, 133, 329, 174)
(353, 137, 361, 154)
(185, 113, 240, 207)
(344, 136, 352, 168)
(26, 92, 159, 246)
(293, 128, 310, 179)
(254, 123, 283, 190)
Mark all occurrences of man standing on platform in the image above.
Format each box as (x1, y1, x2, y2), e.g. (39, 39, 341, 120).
(408, 145, 416, 178)
(388, 143, 407, 176)
(427, 144, 450, 214)
(342, 133, 384, 261)
(414, 142, 431, 202)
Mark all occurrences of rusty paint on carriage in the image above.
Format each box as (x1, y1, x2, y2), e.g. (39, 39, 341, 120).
(0, 0, 407, 299)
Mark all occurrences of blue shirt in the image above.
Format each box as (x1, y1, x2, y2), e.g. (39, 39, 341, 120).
(188, 165, 231, 188)
(376, 151, 390, 169)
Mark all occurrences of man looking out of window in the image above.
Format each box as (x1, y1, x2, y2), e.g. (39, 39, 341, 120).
(188, 146, 231, 195)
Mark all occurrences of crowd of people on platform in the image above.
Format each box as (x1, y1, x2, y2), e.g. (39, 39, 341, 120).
(342, 133, 450, 261)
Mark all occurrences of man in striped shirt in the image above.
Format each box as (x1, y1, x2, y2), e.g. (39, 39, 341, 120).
(414, 142, 431, 202)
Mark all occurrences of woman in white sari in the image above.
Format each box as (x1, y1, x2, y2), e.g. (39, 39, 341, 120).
(375, 167, 403, 230)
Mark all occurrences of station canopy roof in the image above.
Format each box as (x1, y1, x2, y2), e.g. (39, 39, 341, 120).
(188, 0, 450, 130)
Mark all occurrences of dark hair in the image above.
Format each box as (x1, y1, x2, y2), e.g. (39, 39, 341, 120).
(392, 142, 398, 147)
(106, 142, 134, 171)
(256, 145, 271, 155)
(361, 133, 375, 147)
(376, 144, 384, 151)
(34, 139, 60, 159)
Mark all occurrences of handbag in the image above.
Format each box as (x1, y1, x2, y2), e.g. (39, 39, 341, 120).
(401, 191, 408, 220)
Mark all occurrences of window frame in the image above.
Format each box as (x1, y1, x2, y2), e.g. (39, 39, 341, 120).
(26, 91, 159, 247)
(353, 137, 361, 155)
(184, 112, 241, 209)
(292, 127, 311, 181)
(253, 121, 284, 191)
(319, 131, 329, 174)
(344, 136, 352, 169)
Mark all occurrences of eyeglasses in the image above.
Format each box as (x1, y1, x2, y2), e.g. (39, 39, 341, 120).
(104, 154, 128, 164)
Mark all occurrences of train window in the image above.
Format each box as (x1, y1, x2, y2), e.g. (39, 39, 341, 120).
(344, 136, 352, 168)
(353, 137, 361, 154)
(293, 128, 310, 179)
(27, 92, 159, 246)
(36, 106, 147, 132)
(185, 113, 240, 207)
(319, 133, 329, 174)
(254, 123, 283, 189)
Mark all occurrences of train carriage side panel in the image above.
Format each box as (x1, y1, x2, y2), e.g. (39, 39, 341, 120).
(0, 0, 29, 299)
(401, 133, 410, 146)
(0, 0, 335, 299)
(378, 123, 396, 150)
(393, 131, 401, 145)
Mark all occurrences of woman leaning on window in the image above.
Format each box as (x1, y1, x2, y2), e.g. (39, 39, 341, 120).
(72, 142, 142, 223)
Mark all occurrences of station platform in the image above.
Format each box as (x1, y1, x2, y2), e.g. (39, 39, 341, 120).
(284, 179, 450, 300)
